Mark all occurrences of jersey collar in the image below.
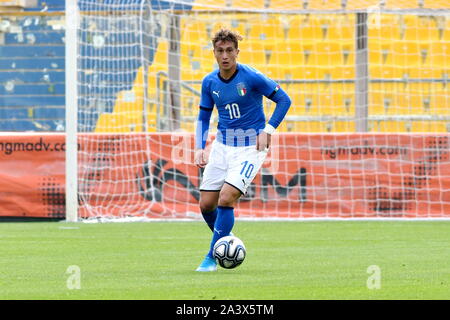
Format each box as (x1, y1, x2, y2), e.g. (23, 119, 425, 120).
(217, 64, 240, 83)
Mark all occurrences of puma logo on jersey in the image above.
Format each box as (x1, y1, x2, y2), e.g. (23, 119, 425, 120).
(212, 91, 220, 98)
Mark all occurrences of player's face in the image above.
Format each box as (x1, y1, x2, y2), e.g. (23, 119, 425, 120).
(213, 40, 239, 74)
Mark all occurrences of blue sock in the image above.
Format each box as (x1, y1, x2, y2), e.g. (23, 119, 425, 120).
(207, 206, 235, 258)
(201, 208, 217, 232)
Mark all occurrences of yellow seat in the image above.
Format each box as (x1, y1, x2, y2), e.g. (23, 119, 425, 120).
(181, 19, 209, 43)
(369, 83, 397, 115)
(410, 121, 448, 132)
(429, 83, 450, 115)
(269, 41, 305, 66)
(95, 113, 135, 133)
(333, 121, 355, 132)
(287, 15, 322, 43)
(210, 17, 248, 40)
(307, 0, 343, 10)
(286, 121, 332, 133)
(191, 0, 226, 10)
(150, 41, 169, 72)
(238, 41, 267, 65)
(248, 15, 284, 42)
(429, 41, 450, 70)
(345, 0, 380, 10)
(284, 65, 328, 80)
(326, 14, 355, 45)
(269, 0, 307, 10)
(369, 40, 394, 66)
(233, 0, 266, 9)
(421, 0, 450, 8)
(384, 1, 422, 9)
(399, 15, 440, 41)
(370, 120, 408, 133)
(312, 41, 353, 68)
(391, 40, 422, 69)
(367, 14, 402, 42)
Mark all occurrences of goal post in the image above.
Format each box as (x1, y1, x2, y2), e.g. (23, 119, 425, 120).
(65, 0, 79, 222)
(65, 0, 450, 221)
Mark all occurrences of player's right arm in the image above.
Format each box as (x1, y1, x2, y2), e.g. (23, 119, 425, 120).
(195, 77, 214, 168)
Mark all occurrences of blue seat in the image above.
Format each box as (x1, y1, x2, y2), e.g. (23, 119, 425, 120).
(0, 96, 65, 107)
(0, 84, 64, 95)
(0, 45, 64, 58)
(4, 31, 65, 45)
(0, 58, 65, 70)
(0, 71, 65, 83)
(0, 107, 29, 120)
(0, 120, 37, 131)
(33, 106, 65, 119)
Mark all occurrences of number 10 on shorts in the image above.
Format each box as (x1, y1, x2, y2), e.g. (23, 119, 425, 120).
(240, 161, 254, 179)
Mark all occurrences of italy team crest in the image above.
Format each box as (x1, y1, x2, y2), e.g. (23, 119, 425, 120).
(237, 82, 247, 96)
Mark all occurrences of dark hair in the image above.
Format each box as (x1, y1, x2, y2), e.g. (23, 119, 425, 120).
(212, 28, 243, 49)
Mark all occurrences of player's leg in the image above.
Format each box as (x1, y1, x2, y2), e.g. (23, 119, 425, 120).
(196, 142, 227, 272)
(204, 183, 242, 258)
(198, 140, 226, 231)
(199, 191, 219, 232)
(196, 190, 223, 272)
(211, 146, 269, 251)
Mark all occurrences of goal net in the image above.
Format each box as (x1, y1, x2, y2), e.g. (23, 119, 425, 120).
(67, 0, 450, 221)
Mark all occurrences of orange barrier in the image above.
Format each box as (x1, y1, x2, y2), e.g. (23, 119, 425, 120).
(0, 133, 449, 219)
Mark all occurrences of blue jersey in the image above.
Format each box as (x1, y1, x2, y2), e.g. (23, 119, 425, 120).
(200, 64, 280, 147)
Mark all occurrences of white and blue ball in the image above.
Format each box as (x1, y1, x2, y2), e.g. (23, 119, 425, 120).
(213, 235, 246, 269)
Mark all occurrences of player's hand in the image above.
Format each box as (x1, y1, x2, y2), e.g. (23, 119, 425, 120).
(194, 149, 208, 168)
(256, 132, 271, 152)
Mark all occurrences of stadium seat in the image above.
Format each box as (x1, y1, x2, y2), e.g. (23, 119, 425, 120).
(391, 40, 422, 68)
(325, 14, 355, 45)
(0, 107, 29, 120)
(400, 15, 440, 42)
(269, 0, 307, 10)
(210, 15, 248, 39)
(421, 0, 450, 9)
(307, 0, 343, 10)
(268, 41, 304, 66)
(410, 121, 448, 132)
(369, 40, 394, 66)
(312, 41, 351, 68)
(367, 14, 402, 42)
(248, 15, 284, 42)
(284, 65, 328, 80)
(285, 121, 331, 133)
(287, 15, 322, 43)
(370, 120, 408, 133)
(369, 83, 396, 115)
(95, 113, 132, 133)
(429, 41, 449, 70)
(384, 1, 421, 9)
(238, 41, 267, 65)
(345, 0, 380, 10)
(333, 121, 355, 132)
(429, 83, 450, 115)
(191, 0, 227, 10)
(181, 19, 209, 43)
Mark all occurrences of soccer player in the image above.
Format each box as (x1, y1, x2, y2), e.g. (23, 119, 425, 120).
(194, 29, 291, 272)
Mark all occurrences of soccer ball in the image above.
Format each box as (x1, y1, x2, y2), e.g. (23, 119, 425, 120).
(213, 235, 246, 269)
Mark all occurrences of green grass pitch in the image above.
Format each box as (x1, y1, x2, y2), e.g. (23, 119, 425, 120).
(0, 220, 449, 300)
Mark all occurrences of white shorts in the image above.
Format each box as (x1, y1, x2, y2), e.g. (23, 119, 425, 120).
(200, 140, 269, 195)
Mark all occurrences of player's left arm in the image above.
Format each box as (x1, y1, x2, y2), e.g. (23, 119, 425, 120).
(255, 74, 292, 151)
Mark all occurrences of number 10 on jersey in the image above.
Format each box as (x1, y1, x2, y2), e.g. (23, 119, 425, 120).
(225, 103, 241, 119)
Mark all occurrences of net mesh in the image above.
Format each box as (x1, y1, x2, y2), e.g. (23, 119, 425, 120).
(74, 0, 450, 219)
